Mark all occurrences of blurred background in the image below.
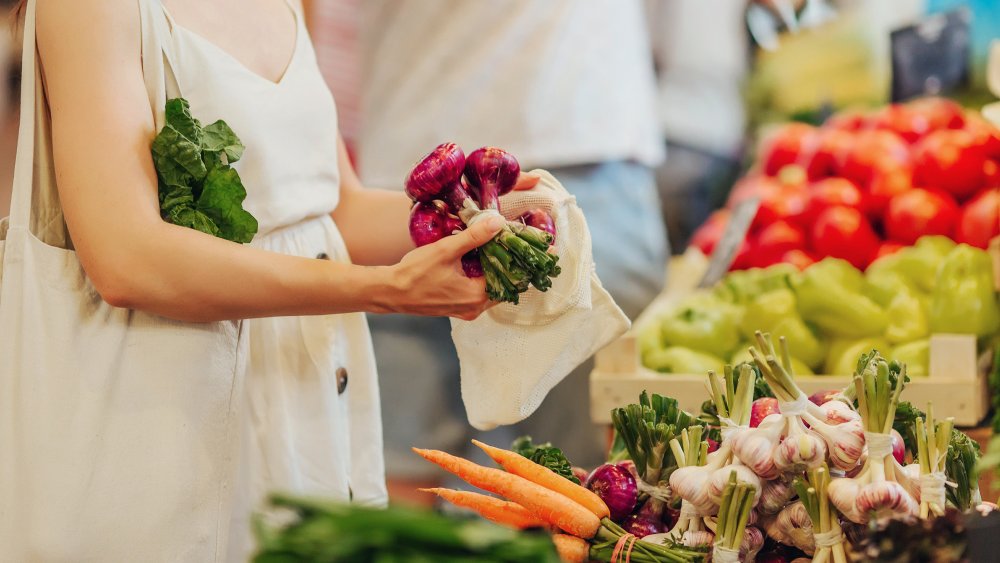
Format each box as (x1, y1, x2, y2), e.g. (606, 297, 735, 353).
(2, 0, 997, 506)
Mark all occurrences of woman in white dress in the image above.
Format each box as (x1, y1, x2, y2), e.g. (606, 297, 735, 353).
(2, 0, 536, 560)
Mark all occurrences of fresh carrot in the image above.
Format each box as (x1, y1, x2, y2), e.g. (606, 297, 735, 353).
(552, 534, 590, 563)
(418, 487, 549, 530)
(472, 439, 610, 519)
(412, 447, 601, 538)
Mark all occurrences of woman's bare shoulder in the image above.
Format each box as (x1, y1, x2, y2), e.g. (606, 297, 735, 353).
(36, 0, 141, 67)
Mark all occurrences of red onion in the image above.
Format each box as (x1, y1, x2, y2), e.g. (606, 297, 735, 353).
(890, 428, 906, 465)
(571, 467, 590, 484)
(621, 513, 666, 538)
(461, 251, 484, 278)
(519, 208, 556, 243)
(405, 142, 465, 202)
(706, 437, 720, 453)
(408, 201, 449, 247)
(585, 463, 638, 522)
(807, 390, 839, 406)
(443, 213, 465, 235)
(464, 147, 520, 210)
(750, 397, 780, 428)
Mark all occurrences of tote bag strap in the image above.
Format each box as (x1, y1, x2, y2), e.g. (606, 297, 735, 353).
(6, 0, 40, 232)
(6, 0, 180, 237)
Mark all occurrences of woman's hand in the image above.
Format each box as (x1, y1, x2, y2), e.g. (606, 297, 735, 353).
(380, 215, 505, 320)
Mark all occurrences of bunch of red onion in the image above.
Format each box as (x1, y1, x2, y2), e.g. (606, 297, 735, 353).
(405, 143, 560, 304)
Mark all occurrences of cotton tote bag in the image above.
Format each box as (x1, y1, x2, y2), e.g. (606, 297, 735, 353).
(0, 1, 246, 560)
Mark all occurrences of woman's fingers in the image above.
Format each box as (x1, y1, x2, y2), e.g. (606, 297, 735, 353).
(513, 172, 541, 191)
(435, 215, 505, 259)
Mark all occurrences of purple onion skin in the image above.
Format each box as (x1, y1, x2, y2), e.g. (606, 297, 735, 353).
(461, 251, 484, 278)
(661, 506, 680, 529)
(464, 147, 520, 210)
(756, 552, 790, 563)
(405, 142, 466, 202)
(438, 181, 475, 215)
(585, 464, 638, 522)
(621, 514, 666, 538)
(444, 214, 465, 235)
(408, 201, 449, 247)
(519, 208, 556, 243)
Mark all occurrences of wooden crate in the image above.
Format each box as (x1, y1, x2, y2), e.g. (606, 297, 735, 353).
(590, 250, 994, 427)
(591, 332, 989, 427)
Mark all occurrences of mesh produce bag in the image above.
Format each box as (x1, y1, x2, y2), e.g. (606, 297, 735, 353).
(453, 170, 630, 430)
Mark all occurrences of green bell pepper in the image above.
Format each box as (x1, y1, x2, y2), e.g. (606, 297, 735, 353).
(659, 294, 743, 357)
(807, 257, 865, 293)
(868, 236, 956, 293)
(793, 262, 888, 337)
(824, 337, 890, 376)
(929, 244, 1000, 338)
(884, 288, 930, 344)
(645, 346, 726, 375)
(713, 264, 800, 304)
(890, 339, 930, 377)
(864, 268, 923, 309)
(636, 320, 664, 363)
(738, 288, 826, 369)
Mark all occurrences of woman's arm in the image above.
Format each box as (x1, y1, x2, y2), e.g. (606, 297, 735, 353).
(331, 135, 415, 266)
(36, 0, 498, 323)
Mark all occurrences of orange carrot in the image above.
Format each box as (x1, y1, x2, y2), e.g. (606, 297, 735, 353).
(412, 447, 601, 538)
(552, 534, 590, 563)
(419, 487, 549, 530)
(472, 439, 610, 519)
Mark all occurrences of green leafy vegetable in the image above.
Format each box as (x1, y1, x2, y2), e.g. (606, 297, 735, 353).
(151, 98, 257, 243)
(253, 493, 560, 562)
(510, 436, 579, 484)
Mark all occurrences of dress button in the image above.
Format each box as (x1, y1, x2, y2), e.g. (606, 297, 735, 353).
(336, 367, 349, 395)
(316, 252, 330, 260)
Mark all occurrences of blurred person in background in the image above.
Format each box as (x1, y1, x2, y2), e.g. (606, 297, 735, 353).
(646, 0, 750, 250)
(0, 0, 19, 218)
(356, 0, 668, 502)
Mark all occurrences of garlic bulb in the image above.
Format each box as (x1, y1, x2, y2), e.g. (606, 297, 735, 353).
(828, 476, 865, 524)
(759, 479, 796, 514)
(769, 501, 816, 555)
(855, 480, 919, 519)
(740, 526, 765, 561)
(819, 400, 861, 424)
(773, 423, 827, 472)
(680, 530, 714, 548)
(707, 464, 762, 508)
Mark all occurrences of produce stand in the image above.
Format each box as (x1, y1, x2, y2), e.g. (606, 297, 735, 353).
(591, 249, 995, 427)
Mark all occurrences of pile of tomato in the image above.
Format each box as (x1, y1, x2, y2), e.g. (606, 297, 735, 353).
(691, 97, 1000, 270)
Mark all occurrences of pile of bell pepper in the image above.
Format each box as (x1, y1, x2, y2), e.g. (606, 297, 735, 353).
(640, 236, 1000, 376)
(690, 97, 1000, 271)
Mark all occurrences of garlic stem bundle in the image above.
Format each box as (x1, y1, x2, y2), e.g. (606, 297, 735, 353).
(658, 427, 714, 542)
(704, 366, 763, 508)
(733, 333, 865, 478)
(829, 351, 919, 524)
(915, 403, 953, 518)
(712, 472, 756, 563)
(793, 465, 848, 563)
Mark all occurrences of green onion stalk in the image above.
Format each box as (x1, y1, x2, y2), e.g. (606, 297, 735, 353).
(610, 392, 702, 521)
(792, 465, 848, 563)
(914, 403, 954, 518)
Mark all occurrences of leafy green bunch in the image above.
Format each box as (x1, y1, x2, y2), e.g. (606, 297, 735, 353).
(151, 98, 258, 243)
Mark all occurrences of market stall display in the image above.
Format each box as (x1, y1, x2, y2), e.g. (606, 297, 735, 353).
(253, 341, 998, 562)
(690, 97, 1000, 271)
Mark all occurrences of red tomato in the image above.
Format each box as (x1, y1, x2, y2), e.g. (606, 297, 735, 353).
(876, 242, 905, 259)
(804, 128, 854, 180)
(955, 188, 1000, 249)
(865, 168, 913, 219)
(754, 220, 807, 266)
(870, 103, 931, 143)
(837, 130, 911, 189)
(884, 188, 960, 244)
(825, 108, 871, 131)
(984, 160, 1000, 185)
(906, 97, 966, 131)
(803, 177, 864, 224)
(809, 206, 880, 269)
(759, 123, 818, 176)
(781, 248, 818, 270)
(913, 129, 988, 200)
(728, 172, 808, 230)
(963, 114, 1000, 160)
(689, 209, 730, 255)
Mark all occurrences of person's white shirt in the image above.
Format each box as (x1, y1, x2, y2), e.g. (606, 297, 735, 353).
(646, 0, 749, 157)
(358, 0, 664, 189)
